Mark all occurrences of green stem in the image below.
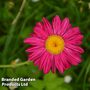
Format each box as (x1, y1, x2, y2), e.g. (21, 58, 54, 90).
(2, 0, 26, 63)
(76, 58, 89, 83)
(0, 61, 30, 68)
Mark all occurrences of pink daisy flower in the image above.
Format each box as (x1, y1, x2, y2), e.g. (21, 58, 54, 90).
(24, 15, 84, 74)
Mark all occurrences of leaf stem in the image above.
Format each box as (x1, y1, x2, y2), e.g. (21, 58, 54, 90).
(0, 61, 30, 68)
(2, 0, 26, 63)
(12, 0, 26, 25)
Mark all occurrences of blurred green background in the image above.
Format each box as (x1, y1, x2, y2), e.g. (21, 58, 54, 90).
(0, 0, 90, 90)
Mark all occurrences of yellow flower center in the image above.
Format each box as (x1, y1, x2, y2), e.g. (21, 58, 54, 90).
(45, 35, 65, 55)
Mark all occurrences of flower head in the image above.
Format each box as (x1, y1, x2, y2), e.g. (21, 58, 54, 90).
(24, 15, 84, 74)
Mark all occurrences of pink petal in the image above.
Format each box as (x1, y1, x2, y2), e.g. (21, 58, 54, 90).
(55, 55, 64, 73)
(26, 46, 41, 52)
(24, 37, 44, 46)
(39, 51, 48, 70)
(64, 34, 83, 46)
(65, 40, 82, 45)
(28, 48, 46, 60)
(67, 24, 72, 30)
(66, 35, 83, 41)
(52, 15, 61, 34)
(58, 17, 70, 35)
(33, 22, 48, 39)
(65, 44, 84, 53)
(64, 33, 83, 42)
(63, 27, 81, 38)
(64, 48, 82, 65)
(51, 55, 56, 73)
(42, 17, 53, 35)
(43, 54, 51, 74)
(34, 58, 41, 66)
(62, 52, 79, 66)
(60, 53, 71, 70)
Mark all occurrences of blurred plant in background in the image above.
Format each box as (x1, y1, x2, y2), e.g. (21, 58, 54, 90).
(0, 0, 90, 90)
